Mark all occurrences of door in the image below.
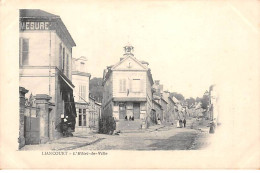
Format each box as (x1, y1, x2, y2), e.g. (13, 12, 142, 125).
(24, 116, 40, 145)
(133, 103, 140, 119)
(119, 103, 126, 119)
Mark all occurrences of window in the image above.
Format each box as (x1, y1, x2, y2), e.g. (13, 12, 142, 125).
(119, 79, 126, 92)
(78, 109, 82, 126)
(66, 53, 69, 76)
(78, 108, 87, 126)
(59, 43, 62, 69)
(83, 109, 86, 126)
(79, 85, 86, 101)
(62, 47, 65, 73)
(132, 79, 141, 92)
(19, 38, 29, 66)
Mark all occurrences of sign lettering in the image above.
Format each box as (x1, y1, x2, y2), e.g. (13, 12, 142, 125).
(20, 21, 50, 30)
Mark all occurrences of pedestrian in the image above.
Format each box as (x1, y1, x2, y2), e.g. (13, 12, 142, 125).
(183, 118, 186, 128)
(132, 116, 134, 121)
(176, 119, 180, 128)
(179, 119, 183, 128)
(157, 117, 161, 125)
(209, 121, 216, 134)
(125, 115, 128, 121)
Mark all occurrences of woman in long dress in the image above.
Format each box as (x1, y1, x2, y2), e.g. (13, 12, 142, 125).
(177, 119, 180, 128)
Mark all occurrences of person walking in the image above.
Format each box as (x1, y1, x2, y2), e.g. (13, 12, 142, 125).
(183, 118, 186, 128)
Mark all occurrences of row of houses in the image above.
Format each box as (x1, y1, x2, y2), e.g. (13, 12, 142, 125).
(101, 45, 185, 131)
(18, 9, 100, 148)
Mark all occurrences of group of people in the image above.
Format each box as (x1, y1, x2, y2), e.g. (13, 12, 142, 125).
(177, 118, 186, 128)
(125, 115, 135, 121)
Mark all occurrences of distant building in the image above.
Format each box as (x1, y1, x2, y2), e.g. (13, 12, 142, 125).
(102, 45, 154, 131)
(152, 81, 177, 124)
(89, 95, 101, 131)
(72, 56, 101, 133)
(19, 9, 76, 142)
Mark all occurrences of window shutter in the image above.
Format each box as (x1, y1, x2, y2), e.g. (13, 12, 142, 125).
(123, 79, 126, 92)
(79, 85, 81, 100)
(66, 54, 69, 76)
(119, 79, 122, 92)
(19, 38, 22, 66)
(59, 44, 62, 69)
(83, 85, 86, 100)
(20, 38, 29, 66)
(129, 78, 132, 92)
(140, 79, 144, 92)
(62, 48, 65, 72)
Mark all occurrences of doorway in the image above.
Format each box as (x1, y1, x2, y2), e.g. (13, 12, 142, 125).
(119, 103, 126, 119)
(133, 103, 140, 119)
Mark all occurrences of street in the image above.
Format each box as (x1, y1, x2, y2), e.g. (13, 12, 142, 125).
(21, 122, 211, 151)
(77, 126, 210, 150)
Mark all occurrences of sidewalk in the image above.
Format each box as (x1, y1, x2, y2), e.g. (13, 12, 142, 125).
(20, 133, 101, 151)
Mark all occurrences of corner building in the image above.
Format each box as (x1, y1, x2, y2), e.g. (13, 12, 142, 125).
(19, 9, 76, 140)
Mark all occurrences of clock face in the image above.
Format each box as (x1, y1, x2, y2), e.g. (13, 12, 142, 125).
(126, 47, 131, 53)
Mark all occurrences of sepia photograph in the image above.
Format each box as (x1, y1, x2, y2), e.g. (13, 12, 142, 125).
(0, 0, 260, 169)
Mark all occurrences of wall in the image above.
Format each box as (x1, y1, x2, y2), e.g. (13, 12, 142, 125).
(112, 71, 146, 98)
(146, 72, 153, 121)
(72, 75, 90, 103)
(20, 31, 55, 66)
(54, 33, 72, 80)
(20, 31, 72, 80)
(19, 68, 56, 102)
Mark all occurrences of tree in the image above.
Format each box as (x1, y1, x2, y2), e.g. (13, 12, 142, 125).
(195, 97, 201, 103)
(201, 94, 209, 109)
(186, 97, 195, 107)
(170, 92, 185, 101)
(89, 77, 103, 102)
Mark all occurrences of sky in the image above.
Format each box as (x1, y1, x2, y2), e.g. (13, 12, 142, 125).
(45, 0, 260, 99)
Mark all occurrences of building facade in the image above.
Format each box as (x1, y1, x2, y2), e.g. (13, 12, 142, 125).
(72, 56, 101, 133)
(102, 45, 154, 131)
(19, 9, 76, 142)
(72, 56, 91, 133)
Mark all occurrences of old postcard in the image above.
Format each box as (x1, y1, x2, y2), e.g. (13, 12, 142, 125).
(0, 0, 259, 169)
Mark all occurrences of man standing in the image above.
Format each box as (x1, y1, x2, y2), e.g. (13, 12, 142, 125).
(183, 118, 186, 128)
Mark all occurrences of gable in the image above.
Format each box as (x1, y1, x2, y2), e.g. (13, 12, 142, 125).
(112, 56, 147, 71)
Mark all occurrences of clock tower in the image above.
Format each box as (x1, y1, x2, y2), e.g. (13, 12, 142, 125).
(123, 44, 134, 56)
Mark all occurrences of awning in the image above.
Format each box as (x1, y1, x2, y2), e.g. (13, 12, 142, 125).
(58, 74, 76, 130)
(59, 74, 74, 89)
(113, 97, 147, 102)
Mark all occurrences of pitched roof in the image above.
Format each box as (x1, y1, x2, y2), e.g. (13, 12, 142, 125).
(20, 9, 76, 47)
(20, 9, 58, 18)
(111, 56, 148, 71)
(171, 96, 180, 103)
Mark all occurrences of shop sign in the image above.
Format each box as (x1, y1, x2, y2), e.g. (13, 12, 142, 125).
(20, 21, 50, 30)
